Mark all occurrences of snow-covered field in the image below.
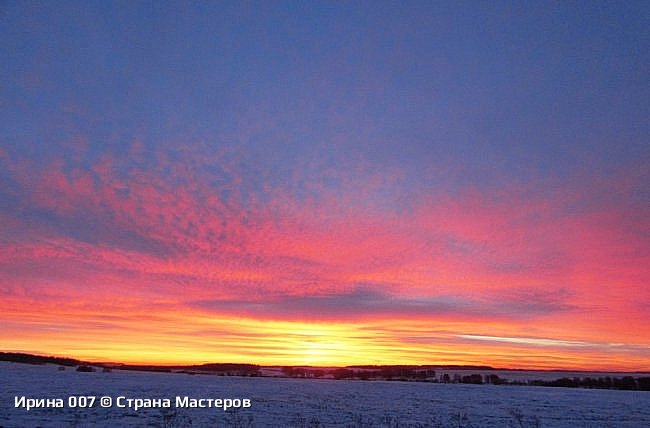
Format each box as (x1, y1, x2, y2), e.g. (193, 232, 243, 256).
(1, 362, 649, 427)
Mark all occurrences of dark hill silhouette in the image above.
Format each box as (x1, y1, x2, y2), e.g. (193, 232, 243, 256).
(0, 352, 81, 367)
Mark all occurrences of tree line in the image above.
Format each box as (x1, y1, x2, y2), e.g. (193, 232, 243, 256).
(279, 366, 650, 391)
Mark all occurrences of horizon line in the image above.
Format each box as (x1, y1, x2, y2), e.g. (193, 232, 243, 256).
(3, 350, 650, 374)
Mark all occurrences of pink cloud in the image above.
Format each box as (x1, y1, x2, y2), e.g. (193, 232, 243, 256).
(0, 147, 648, 367)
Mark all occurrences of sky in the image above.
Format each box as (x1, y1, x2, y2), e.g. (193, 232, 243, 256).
(1, 1, 649, 370)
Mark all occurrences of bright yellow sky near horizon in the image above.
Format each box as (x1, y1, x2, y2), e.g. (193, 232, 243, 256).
(3, 302, 650, 371)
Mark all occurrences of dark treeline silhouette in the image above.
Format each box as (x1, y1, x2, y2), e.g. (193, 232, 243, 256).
(279, 365, 650, 391)
(0, 352, 81, 367)
(178, 363, 260, 376)
(3, 352, 649, 390)
(529, 376, 650, 391)
(112, 365, 173, 373)
(0, 352, 260, 376)
(109, 363, 261, 376)
(350, 364, 492, 371)
(283, 366, 437, 380)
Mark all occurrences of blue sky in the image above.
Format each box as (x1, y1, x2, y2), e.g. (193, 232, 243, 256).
(3, 1, 647, 186)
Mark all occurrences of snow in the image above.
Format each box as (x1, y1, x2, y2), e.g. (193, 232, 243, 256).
(1, 362, 649, 427)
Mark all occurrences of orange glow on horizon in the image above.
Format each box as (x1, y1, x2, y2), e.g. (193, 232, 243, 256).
(3, 301, 649, 371)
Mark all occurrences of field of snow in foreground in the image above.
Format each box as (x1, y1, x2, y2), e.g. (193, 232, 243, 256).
(1, 362, 649, 427)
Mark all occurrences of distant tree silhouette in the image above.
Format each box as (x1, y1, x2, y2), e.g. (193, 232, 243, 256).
(638, 377, 650, 391)
(76, 365, 95, 372)
(461, 374, 483, 384)
(332, 368, 353, 379)
(486, 374, 504, 385)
